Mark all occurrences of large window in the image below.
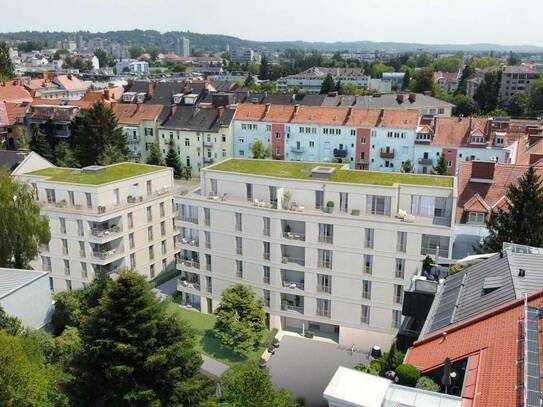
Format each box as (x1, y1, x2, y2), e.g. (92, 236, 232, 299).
(421, 234, 450, 258)
(468, 211, 486, 224)
(364, 228, 374, 249)
(366, 195, 391, 216)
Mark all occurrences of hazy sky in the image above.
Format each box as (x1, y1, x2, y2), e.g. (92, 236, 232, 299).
(3, 0, 542, 45)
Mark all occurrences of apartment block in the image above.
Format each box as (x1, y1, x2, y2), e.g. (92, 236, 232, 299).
(16, 161, 179, 292)
(500, 65, 540, 106)
(174, 159, 455, 350)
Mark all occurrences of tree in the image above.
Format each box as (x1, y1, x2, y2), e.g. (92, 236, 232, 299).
(128, 46, 144, 59)
(0, 331, 68, 406)
(401, 69, 411, 90)
(452, 95, 479, 116)
(410, 67, 434, 93)
(54, 141, 79, 168)
(416, 376, 440, 392)
(147, 47, 160, 62)
(0, 305, 23, 336)
(395, 364, 421, 387)
(0, 40, 14, 80)
(67, 272, 204, 406)
(97, 144, 126, 166)
(432, 154, 448, 175)
(251, 139, 268, 159)
(0, 171, 50, 269)
(431, 56, 463, 73)
(259, 55, 269, 80)
(72, 101, 128, 167)
(401, 160, 414, 173)
(474, 70, 502, 113)
(51, 291, 83, 336)
(335, 79, 344, 94)
(376, 342, 405, 374)
(214, 284, 266, 355)
(165, 143, 183, 178)
(146, 142, 164, 166)
(529, 79, 543, 116)
(456, 64, 476, 95)
(320, 74, 336, 94)
(29, 124, 53, 162)
(244, 73, 256, 88)
(220, 363, 297, 407)
(93, 49, 112, 69)
(508, 92, 530, 117)
(507, 52, 521, 66)
(483, 166, 543, 252)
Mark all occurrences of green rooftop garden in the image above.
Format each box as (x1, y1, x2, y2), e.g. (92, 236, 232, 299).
(210, 159, 454, 188)
(25, 163, 164, 185)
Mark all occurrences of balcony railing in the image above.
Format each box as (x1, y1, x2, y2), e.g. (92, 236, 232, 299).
(283, 232, 305, 241)
(380, 149, 395, 159)
(178, 237, 199, 247)
(290, 146, 305, 153)
(281, 256, 305, 266)
(204, 157, 214, 164)
(418, 158, 433, 165)
(177, 258, 200, 269)
(318, 235, 333, 244)
(317, 260, 333, 269)
(178, 215, 198, 224)
(282, 280, 304, 290)
(236, 247, 243, 255)
(92, 247, 123, 259)
(317, 285, 332, 294)
(333, 148, 348, 158)
(317, 308, 331, 318)
(203, 140, 213, 147)
(281, 303, 304, 314)
(263, 252, 270, 260)
(90, 225, 122, 238)
(177, 279, 201, 291)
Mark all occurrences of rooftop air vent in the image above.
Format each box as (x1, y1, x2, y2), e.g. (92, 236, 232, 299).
(310, 166, 336, 178)
(82, 165, 106, 174)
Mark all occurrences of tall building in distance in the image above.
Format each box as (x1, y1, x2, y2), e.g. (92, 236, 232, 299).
(177, 36, 190, 57)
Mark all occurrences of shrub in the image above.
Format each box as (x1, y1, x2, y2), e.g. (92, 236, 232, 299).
(304, 330, 314, 338)
(416, 376, 440, 392)
(326, 200, 335, 208)
(395, 364, 421, 387)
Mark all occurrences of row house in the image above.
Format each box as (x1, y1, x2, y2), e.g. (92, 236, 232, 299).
(233, 103, 420, 171)
(174, 158, 456, 350)
(157, 105, 236, 175)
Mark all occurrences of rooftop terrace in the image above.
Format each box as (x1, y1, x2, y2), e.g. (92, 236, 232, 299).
(209, 159, 454, 188)
(25, 163, 164, 185)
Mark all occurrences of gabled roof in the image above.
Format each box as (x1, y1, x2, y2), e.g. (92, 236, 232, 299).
(160, 106, 235, 132)
(0, 81, 33, 103)
(112, 103, 164, 125)
(0, 268, 48, 299)
(432, 117, 490, 147)
(53, 74, 88, 92)
(463, 193, 491, 212)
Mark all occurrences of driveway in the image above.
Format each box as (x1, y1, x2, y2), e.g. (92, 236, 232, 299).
(268, 335, 369, 407)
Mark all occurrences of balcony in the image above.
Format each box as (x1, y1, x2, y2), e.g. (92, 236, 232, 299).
(290, 146, 305, 154)
(281, 293, 304, 314)
(282, 219, 306, 241)
(281, 244, 305, 266)
(177, 215, 198, 224)
(204, 157, 214, 164)
(418, 158, 433, 165)
(380, 149, 395, 159)
(92, 245, 123, 260)
(317, 307, 331, 318)
(177, 273, 201, 292)
(281, 256, 305, 266)
(203, 140, 213, 148)
(177, 236, 199, 248)
(333, 148, 348, 158)
(90, 224, 122, 240)
(281, 270, 305, 291)
(177, 258, 200, 269)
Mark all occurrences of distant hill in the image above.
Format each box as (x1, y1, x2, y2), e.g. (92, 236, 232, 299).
(1, 29, 542, 53)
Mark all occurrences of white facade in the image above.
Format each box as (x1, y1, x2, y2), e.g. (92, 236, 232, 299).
(17, 164, 179, 292)
(174, 159, 455, 350)
(0, 269, 53, 329)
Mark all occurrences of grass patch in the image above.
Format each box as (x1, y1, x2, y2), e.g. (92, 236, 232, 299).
(165, 301, 277, 367)
(150, 268, 181, 288)
(210, 159, 453, 187)
(25, 163, 164, 185)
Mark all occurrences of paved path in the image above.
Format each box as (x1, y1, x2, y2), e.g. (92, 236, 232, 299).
(153, 277, 178, 300)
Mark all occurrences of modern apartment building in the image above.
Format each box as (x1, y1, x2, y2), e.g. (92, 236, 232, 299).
(174, 158, 455, 350)
(16, 161, 179, 292)
(500, 65, 540, 105)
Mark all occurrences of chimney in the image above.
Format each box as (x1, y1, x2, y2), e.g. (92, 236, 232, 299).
(104, 89, 111, 100)
(67, 74, 72, 80)
(217, 106, 224, 121)
(171, 105, 178, 117)
(408, 93, 416, 102)
(147, 81, 154, 96)
(471, 161, 496, 180)
(264, 103, 271, 115)
(347, 107, 353, 119)
(294, 104, 300, 116)
(396, 94, 405, 103)
(378, 109, 385, 122)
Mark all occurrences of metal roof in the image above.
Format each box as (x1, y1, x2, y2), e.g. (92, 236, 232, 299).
(0, 268, 48, 299)
(422, 250, 543, 336)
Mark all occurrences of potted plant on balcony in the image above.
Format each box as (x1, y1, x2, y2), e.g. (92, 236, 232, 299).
(351, 209, 360, 216)
(325, 200, 335, 213)
(281, 299, 289, 310)
(282, 190, 292, 209)
(127, 195, 136, 203)
(59, 199, 68, 208)
(98, 205, 106, 214)
(111, 225, 120, 233)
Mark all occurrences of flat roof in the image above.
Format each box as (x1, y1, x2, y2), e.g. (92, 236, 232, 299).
(25, 162, 165, 185)
(0, 268, 48, 299)
(209, 159, 454, 188)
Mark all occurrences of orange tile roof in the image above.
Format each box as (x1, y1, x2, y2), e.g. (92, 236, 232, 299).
(53, 75, 88, 92)
(0, 81, 33, 103)
(431, 117, 490, 147)
(4, 102, 29, 125)
(405, 290, 543, 407)
(111, 104, 164, 125)
(234, 104, 419, 129)
(455, 161, 543, 223)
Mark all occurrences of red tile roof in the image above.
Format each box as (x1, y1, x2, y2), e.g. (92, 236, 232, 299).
(0, 81, 33, 103)
(405, 290, 543, 407)
(111, 103, 164, 125)
(431, 117, 490, 147)
(455, 161, 543, 223)
(234, 104, 419, 129)
(433, 71, 461, 82)
(53, 74, 88, 92)
(4, 102, 29, 125)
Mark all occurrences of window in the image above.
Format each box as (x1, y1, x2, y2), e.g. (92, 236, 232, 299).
(351, 129, 356, 136)
(128, 212, 133, 229)
(64, 259, 70, 275)
(366, 195, 391, 216)
(421, 234, 450, 258)
(309, 141, 315, 148)
(263, 241, 270, 260)
(263, 217, 271, 236)
(113, 188, 120, 205)
(210, 179, 217, 196)
(317, 299, 331, 318)
(364, 228, 374, 249)
(397, 231, 407, 253)
(468, 211, 486, 224)
(246, 183, 253, 201)
(318, 223, 333, 244)
(361, 305, 370, 324)
(68, 191, 75, 206)
(395, 259, 405, 279)
(411, 195, 437, 217)
(235, 237, 242, 255)
(81, 262, 87, 278)
(360, 137, 366, 144)
(362, 280, 372, 300)
(269, 186, 277, 206)
(263, 289, 271, 307)
(317, 274, 332, 294)
(150, 264, 155, 279)
(161, 240, 166, 255)
(147, 206, 152, 222)
(236, 260, 243, 278)
(77, 220, 84, 237)
(129, 233, 135, 249)
(46, 188, 56, 203)
(315, 190, 324, 210)
(66, 280, 72, 291)
(235, 212, 242, 232)
(204, 208, 210, 226)
(184, 138, 190, 146)
(146, 180, 152, 195)
(392, 310, 402, 328)
(160, 202, 165, 217)
(148, 245, 154, 260)
(62, 239, 68, 255)
(130, 253, 136, 269)
(318, 249, 333, 269)
(263, 266, 270, 284)
(60, 218, 66, 234)
(148, 226, 154, 242)
(79, 241, 85, 257)
(339, 192, 348, 213)
(364, 254, 373, 274)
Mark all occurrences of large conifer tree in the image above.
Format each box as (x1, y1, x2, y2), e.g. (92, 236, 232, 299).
(146, 142, 164, 166)
(165, 143, 183, 178)
(320, 74, 336, 94)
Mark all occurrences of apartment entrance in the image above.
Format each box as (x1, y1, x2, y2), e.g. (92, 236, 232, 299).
(280, 316, 339, 342)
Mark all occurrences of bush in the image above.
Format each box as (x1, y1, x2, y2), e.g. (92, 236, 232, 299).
(326, 200, 335, 208)
(395, 364, 421, 387)
(304, 330, 314, 338)
(416, 376, 440, 392)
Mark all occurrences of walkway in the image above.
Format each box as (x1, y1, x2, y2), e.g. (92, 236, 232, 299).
(153, 277, 178, 300)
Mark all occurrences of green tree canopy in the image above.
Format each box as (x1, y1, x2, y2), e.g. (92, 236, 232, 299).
(401, 69, 411, 90)
(165, 143, 183, 178)
(29, 124, 53, 162)
(401, 160, 414, 173)
(54, 141, 79, 168)
(508, 92, 530, 117)
(146, 142, 164, 166)
(214, 284, 266, 355)
(0, 171, 50, 268)
(97, 144, 126, 166)
(483, 166, 543, 252)
(259, 55, 269, 80)
(431, 154, 449, 175)
(453, 94, 479, 117)
(474, 70, 502, 113)
(0, 305, 24, 336)
(72, 101, 128, 167)
(432, 56, 463, 73)
(251, 139, 268, 159)
(410, 67, 434, 93)
(0, 40, 14, 80)
(320, 74, 336, 94)
(529, 78, 543, 116)
(67, 272, 204, 406)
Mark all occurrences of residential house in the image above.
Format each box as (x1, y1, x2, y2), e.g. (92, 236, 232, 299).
(433, 70, 461, 93)
(52, 74, 89, 100)
(500, 64, 540, 105)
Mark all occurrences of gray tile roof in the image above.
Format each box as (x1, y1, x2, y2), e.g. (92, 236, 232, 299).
(160, 106, 235, 132)
(0, 268, 48, 299)
(0, 150, 30, 172)
(321, 93, 454, 109)
(421, 251, 543, 336)
(125, 81, 209, 106)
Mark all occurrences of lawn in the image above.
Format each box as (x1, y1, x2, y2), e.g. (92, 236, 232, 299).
(165, 301, 276, 367)
(25, 163, 164, 185)
(210, 158, 454, 188)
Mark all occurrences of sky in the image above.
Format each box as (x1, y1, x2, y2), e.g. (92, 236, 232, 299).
(2, 0, 542, 46)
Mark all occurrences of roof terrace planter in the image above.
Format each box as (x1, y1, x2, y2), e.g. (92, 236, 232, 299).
(333, 148, 348, 158)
